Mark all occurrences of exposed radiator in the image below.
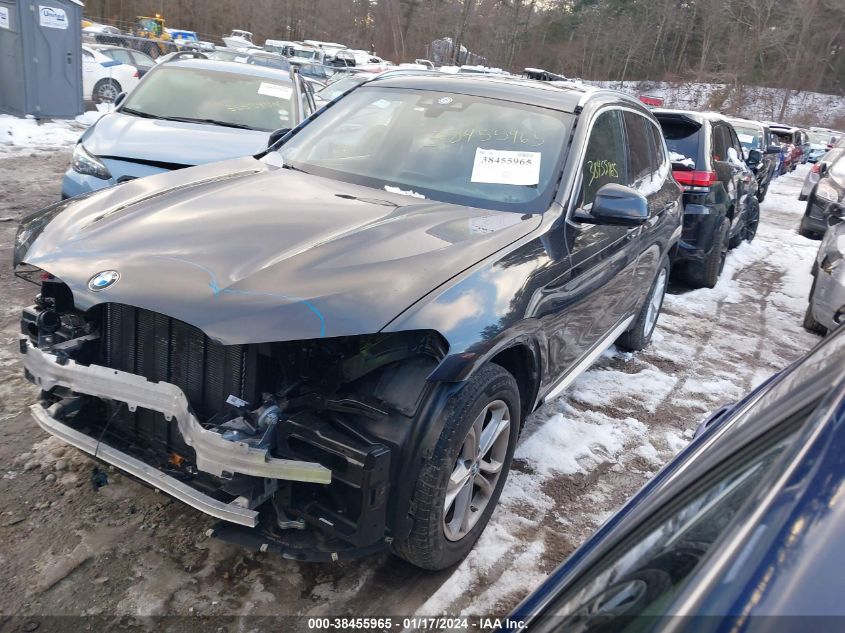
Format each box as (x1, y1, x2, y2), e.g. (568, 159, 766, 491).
(99, 303, 254, 456)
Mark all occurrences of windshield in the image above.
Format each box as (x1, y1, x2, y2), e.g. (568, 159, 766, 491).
(274, 87, 571, 212)
(121, 66, 295, 132)
(733, 125, 762, 150)
(809, 131, 835, 145)
(291, 48, 318, 60)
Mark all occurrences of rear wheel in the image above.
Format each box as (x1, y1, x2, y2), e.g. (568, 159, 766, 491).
(617, 258, 670, 352)
(742, 198, 760, 242)
(803, 276, 827, 335)
(392, 363, 520, 570)
(686, 217, 729, 289)
(92, 78, 121, 104)
(803, 305, 827, 335)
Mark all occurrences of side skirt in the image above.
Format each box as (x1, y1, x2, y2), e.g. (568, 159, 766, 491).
(538, 315, 635, 406)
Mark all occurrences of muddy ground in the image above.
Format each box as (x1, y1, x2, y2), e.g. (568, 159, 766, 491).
(0, 154, 822, 631)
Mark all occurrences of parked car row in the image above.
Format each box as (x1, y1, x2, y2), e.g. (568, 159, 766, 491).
(655, 109, 762, 288)
(15, 69, 844, 593)
(62, 58, 316, 198)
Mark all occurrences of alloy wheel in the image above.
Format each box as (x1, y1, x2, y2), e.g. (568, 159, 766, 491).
(96, 81, 118, 103)
(443, 400, 511, 541)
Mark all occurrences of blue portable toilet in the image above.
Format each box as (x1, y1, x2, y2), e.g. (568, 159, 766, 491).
(0, 0, 84, 118)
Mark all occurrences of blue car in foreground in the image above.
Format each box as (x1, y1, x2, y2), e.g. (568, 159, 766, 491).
(62, 58, 316, 198)
(503, 324, 845, 632)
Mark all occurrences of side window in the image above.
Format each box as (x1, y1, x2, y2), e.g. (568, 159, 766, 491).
(649, 121, 667, 170)
(622, 111, 654, 186)
(725, 127, 743, 165)
(711, 124, 728, 162)
(109, 50, 134, 65)
(578, 110, 628, 209)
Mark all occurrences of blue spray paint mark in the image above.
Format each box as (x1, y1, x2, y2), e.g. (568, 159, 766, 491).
(154, 256, 326, 337)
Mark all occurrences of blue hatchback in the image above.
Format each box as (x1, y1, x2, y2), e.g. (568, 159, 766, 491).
(62, 58, 316, 199)
(503, 325, 845, 631)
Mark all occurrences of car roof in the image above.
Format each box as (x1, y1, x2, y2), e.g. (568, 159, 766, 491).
(357, 74, 635, 114)
(652, 108, 731, 125)
(726, 117, 766, 129)
(163, 58, 293, 82)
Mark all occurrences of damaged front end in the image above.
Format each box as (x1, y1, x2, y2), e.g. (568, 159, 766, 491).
(19, 268, 447, 560)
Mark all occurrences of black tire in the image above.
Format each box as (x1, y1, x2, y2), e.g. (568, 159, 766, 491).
(803, 276, 827, 335)
(617, 257, 670, 352)
(803, 305, 827, 335)
(391, 363, 520, 570)
(686, 217, 729, 289)
(743, 197, 760, 242)
(92, 78, 121, 104)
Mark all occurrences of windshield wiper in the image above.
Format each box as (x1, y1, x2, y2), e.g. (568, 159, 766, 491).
(120, 107, 160, 119)
(161, 116, 254, 130)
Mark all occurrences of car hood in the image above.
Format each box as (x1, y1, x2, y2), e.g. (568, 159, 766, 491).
(22, 157, 541, 344)
(83, 112, 272, 166)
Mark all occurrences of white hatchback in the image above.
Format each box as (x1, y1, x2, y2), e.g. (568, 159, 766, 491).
(82, 45, 141, 104)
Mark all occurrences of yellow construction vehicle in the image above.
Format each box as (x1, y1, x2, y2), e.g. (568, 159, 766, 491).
(132, 14, 171, 58)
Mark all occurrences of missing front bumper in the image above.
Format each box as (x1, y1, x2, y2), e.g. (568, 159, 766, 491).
(31, 401, 261, 527)
(22, 339, 331, 493)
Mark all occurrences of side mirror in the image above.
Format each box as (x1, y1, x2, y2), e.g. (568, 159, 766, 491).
(588, 184, 649, 226)
(267, 127, 291, 148)
(766, 144, 782, 155)
(834, 305, 845, 326)
(827, 203, 845, 227)
(819, 163, 829, 177)
(114, 92, 127, 106)
(746, 148, 763, 166)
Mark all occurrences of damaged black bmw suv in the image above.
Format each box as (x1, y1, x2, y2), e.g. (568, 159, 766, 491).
(14, 76, 682, 570)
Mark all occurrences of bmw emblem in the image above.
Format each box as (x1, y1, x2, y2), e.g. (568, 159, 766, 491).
(88, 270, 120, 292)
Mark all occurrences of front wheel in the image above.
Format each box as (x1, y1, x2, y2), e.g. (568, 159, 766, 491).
(392, 363, 520, 570)
(617, 257, 670, 352)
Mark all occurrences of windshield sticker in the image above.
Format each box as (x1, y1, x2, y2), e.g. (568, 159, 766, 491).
(738, 133, 755, 144)
(471, 148, 541, 185)
(257, 82, 292, 100)
(0, 7, 9, 30)
(384, 185, 426, 199)
(372, 99, 391, 109)
(587, 160, 619, 186)
(234, 55, 248, 62)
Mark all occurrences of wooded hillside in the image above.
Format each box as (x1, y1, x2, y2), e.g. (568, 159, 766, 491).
(84, 0, 844, 96)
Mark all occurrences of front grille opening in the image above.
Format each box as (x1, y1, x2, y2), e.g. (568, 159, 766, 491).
(97, 303, 258, 422)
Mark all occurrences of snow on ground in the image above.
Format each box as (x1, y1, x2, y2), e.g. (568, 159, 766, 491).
(415, 165, 821, 617)
(0, 105, 110, 154)
(586, 80, 845, 127)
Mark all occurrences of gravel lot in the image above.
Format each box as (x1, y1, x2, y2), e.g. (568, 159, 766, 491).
(0, 149, 822, 630)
